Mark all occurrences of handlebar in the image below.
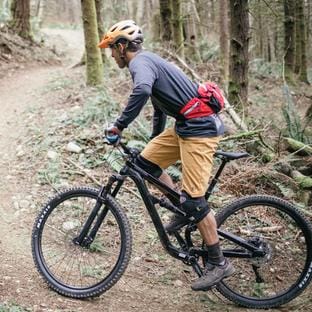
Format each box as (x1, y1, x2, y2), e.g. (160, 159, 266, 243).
(106, 133, 120, 145)
(104, 134, 140, 159)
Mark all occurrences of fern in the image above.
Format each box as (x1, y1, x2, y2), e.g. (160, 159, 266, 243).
(282, 83, 305, 143)
(71, 89, 119, 128)
(103, 149, 124, 173)
(127, 140, 146, 150)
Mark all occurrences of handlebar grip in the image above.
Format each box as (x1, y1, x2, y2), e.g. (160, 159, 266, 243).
(106, 133, 120, 144)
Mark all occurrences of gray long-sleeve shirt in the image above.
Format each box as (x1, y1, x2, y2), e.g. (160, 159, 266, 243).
(114, 50, 224, 138)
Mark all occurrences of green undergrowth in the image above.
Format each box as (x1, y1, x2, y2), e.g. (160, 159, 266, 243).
(0, 303, 31, 312)
(32, 69, 187, 189)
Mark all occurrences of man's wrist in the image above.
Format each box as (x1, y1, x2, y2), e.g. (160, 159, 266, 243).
(114, 121, 125, 132)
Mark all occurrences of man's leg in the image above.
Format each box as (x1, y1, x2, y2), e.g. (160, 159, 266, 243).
(140, 128, 180, 204)
(192, 214, 235, 291)
(197, 212, 225, 265)
(179, 136, 234, 290)
(197, 211, 218, 245)
(159, 171, 175, 189)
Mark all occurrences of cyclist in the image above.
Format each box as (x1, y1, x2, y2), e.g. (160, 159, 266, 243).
(98, 20, 234, 291)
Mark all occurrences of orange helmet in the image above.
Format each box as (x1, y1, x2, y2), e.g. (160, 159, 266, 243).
(98, 20, 143, 49)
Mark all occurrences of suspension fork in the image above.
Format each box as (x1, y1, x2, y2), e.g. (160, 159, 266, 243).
(73, 174, 125, 247)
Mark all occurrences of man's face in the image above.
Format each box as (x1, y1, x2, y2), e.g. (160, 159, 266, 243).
(111, 45, 127, 69)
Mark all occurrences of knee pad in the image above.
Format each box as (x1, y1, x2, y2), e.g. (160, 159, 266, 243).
(180, 192, 210, 223)
(135, 155, 163, 178)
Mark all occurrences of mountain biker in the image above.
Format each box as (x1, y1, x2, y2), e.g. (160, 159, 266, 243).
(98, 20, 234, 291)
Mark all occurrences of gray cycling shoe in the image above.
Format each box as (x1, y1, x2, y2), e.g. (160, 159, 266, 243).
(191, 259, 235, 291)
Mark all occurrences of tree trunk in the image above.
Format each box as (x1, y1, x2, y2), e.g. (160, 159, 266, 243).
(148, 0, 161, 41)
(95, 0, 107, 64)
(297, 0, 309, 83)
(172, 0, 184, 58)
(9, 0, 32, 40)
(184, 1, 202, 62)
(256, 0, 264, 59)
(210, 0, 216, 32)
(194, 0, 207, 38)
(284, 0, 296, 83)
(219, 0, 229, 85)
(308, 0, 311, 49)
(135, 0, 145, 26)
(191, 0, 203, 38)
(228, 0, 250, 110)
(81, 0, 103, 86)
(95, 0, 104, 39)
(294, 1, 301, 74)
(267, 25, 276, 62)
(127, 0, 136, 22)
(159, 0, 172, 42)
(33, 0, 41, 17)
(144, 0, 156, 37)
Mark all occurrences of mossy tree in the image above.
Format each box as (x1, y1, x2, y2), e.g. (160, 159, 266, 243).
(172, 0, 184, 58)
(159, 0, 173, 42)
(295, 0, 309, 83)
(81, 0, 103, 86)
(219, 0, 229, 85)
(283, 0, 295, 83)
(228, 0, 250, 110)
(95, 0, 107, 64)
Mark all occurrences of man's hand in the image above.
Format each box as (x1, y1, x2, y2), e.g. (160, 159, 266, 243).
(105, 125, 122, 136)
(104, 125, 122, 145)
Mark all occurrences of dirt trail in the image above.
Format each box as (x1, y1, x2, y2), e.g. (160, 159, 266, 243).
(0, 29, 89, 310)
(0, 28, 84, 257)
(0, 67, 55, 255)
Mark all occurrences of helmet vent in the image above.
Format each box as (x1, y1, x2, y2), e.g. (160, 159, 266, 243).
(111, 26, 117, 32)
(121, 25, 131, 30)
(128, 30, 135, 35)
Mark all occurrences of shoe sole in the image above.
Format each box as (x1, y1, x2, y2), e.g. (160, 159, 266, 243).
(191, 267, 235, 292)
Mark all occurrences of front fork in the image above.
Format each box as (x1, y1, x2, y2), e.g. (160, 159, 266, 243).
(73, 174, 124, 247)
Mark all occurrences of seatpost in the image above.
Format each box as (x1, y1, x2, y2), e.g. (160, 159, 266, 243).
(205, 158, 229, 200)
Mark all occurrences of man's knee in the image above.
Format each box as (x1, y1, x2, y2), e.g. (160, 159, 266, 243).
(180, 192, 210, 223)
(135, 155, 163, 178)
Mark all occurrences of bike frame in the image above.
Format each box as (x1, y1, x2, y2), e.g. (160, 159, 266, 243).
(75, 143, 265, 274)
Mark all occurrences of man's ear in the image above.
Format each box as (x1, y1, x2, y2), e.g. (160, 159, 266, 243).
(117, 43, 126, 56)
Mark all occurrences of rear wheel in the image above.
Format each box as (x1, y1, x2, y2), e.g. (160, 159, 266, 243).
(215, 195, 312, 309)
(32, 187, 132, 298)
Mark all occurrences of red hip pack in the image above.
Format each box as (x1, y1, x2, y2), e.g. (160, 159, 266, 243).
(180, 82, 225, 119)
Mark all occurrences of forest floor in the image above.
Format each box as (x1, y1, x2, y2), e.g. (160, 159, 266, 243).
(0, 28, 311, 312)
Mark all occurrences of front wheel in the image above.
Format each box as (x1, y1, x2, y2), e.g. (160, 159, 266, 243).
(215, 195, 312, 309)
(32, 187, 132, 298)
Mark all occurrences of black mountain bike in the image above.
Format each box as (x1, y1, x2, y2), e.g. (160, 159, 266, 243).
(32, 137, 312, 309)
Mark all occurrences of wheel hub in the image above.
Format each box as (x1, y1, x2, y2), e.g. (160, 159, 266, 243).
(248, 237, 273, 266)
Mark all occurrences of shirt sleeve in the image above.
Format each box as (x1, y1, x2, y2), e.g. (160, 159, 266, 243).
(150, 99, 167, 139)
(114, 58, 158, 130)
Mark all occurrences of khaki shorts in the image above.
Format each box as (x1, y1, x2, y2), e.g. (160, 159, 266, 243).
(141, 128, 221, 197)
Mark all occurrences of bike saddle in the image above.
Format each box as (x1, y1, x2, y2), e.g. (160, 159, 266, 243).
(215, 150, 250, 160)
